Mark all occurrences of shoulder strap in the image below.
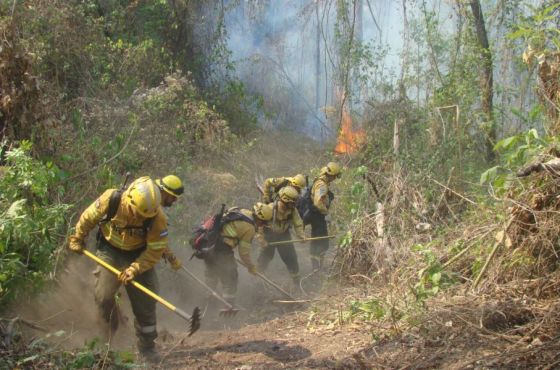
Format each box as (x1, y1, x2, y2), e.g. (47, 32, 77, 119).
(100, 173, 131, 224)
(100, 189, 155, 232)
(142, 217, 156, 232)
(273, 178, 290, 193)
(221, 208, 255, 226)
(100, 189, 123, 224)
(309, 178, 318, 198)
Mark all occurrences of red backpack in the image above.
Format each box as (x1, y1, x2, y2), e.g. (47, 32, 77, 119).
(189, 204, 254, 259)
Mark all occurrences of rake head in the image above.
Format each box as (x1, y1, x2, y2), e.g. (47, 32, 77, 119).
(188, 307, 201, 337)
(218, 307, 240, 318)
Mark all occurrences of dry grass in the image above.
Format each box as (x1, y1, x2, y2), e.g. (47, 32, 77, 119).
(326, 161, 560, 368)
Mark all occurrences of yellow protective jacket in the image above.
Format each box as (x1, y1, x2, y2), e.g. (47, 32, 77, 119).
(220, 208, 257, 270)
(311, 175, 331, 215)
(71, 189, 168, 273)
(262, 176, 292, 203)
(264, 201, 305, 239)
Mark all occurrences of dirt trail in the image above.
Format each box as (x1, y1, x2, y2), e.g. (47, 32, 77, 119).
(157, 292, 371, 370)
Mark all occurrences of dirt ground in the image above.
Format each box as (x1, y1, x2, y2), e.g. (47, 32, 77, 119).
(10, 253, 560, 370)
(158, 304, 372, 370)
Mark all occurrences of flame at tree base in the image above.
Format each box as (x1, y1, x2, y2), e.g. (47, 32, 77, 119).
(334, 109, 366, 155)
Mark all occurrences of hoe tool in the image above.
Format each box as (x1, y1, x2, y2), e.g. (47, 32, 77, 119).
(179, 265, 240, 318)
(83, 250, 201, 336)
(235, 258, 296, 301)
(267, 235, 336, 247)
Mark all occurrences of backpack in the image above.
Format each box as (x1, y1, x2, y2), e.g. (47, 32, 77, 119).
(96, 174, 155, 242)
(296, 177, 335, 225)
(270, 178, 290, 201)
(296, 176, 314, 224)
(189, 204, 254, 259)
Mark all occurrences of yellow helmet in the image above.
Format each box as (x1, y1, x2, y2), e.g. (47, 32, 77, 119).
(125, 176, 161, 218)
(156, 175, 184, 197)
(321, 161, 342, 177)
(289, 174, 306, 189)
(253, 202, 273, 221)
(278, 186, 299, 204)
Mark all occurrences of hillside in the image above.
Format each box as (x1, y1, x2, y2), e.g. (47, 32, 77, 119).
(2, 1, 560, 369)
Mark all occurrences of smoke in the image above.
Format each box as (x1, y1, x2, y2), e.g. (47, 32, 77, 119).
(218, 1, 410, 140)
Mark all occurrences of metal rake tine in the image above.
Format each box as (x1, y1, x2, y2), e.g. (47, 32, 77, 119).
(188, 307, 201, 337)
(218, 308, 240, 318)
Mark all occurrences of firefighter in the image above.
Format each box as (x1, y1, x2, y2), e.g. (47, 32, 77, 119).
(307, 162, 342, 270)
(203, 202, 273, 306)
(155, 175, 184, 271)
(156, 175, 184, 208)
(68, 176, 168, 363)
(262, 173, 306, 204)
(256, 186, 305, 286)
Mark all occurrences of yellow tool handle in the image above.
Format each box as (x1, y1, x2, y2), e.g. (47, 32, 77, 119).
(267, 235, 336, 246)
(83, 250, 177, 312)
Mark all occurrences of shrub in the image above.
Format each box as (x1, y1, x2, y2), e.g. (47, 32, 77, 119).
(0, 141, 69, 308)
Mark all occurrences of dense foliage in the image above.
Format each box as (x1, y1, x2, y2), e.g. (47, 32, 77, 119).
(0, 142, 69, 308)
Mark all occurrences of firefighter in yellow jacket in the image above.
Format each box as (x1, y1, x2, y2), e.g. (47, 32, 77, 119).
(68, 176, 168, 363)
(307, 162, 342, 270)
(257, 186, 305, 285)
(203, 202, 273, 305)
(262, 173, 306, 204)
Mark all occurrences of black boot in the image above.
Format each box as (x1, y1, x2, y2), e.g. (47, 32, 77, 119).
(135, 320, 159, 364)
(137, 344, 161, 364)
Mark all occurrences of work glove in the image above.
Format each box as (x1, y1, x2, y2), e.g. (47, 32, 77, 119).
(166, 253, 182, 271)
(118, 265, 138, 285)
(247, 264, 258, 276)
(255, 233, 268, 248)
(68, 236, 85, 254)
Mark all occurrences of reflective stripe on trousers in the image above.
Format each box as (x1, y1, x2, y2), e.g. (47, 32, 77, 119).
(137, 324, 156, 334)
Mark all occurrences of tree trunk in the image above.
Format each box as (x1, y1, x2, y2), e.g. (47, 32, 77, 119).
(399, 0, 409, 101)
(470, 0, 495, 162)
(315, 2, 321, 111)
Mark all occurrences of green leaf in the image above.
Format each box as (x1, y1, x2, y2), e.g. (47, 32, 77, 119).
(431, 272, 442, 285)
(527, 128, 539, 141)
(351, 182, 364, 196)
(494, 136, 518, 151)
(115, 350, 136, 364)
(411, 244, 425, 252)
(72, 352, 95, 368)
(493, 175, 507, 191)
(5, 199, 27, 218)
(356, 165, 368, 176)
(480, 166, 499, 185)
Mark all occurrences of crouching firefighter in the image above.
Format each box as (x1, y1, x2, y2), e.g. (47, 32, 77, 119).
(302, 162, 342, 271)
(256, 186, 305, 286)
(68, 176, 169, 363)
(193, 202, 273, 306)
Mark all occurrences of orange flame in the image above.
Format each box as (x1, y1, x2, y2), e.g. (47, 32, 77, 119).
(334, 108, 366, 155)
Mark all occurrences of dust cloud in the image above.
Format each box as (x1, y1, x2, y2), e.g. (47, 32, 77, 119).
(8, 132, 332, 352)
